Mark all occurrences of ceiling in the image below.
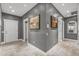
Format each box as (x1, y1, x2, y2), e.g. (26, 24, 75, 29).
(1, 3, 78, 17)
(53, 3, 78, 17)
(1, 3, 37, 16)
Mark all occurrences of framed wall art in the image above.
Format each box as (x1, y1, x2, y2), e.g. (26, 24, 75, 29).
(67, 21, 77, 34)
(50, 16, 58, 29)
(29, 15, 40, 30)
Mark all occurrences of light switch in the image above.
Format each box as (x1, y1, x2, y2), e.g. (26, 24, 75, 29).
(47, 24, 49, 28)
(46, 33, 48, 36)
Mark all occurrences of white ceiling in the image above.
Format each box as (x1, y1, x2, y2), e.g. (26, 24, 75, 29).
(53, 3, 78, 17)
(1, 3, 37, 16)
(1, 3, 78, 17)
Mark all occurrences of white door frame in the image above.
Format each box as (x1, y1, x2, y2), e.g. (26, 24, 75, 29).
(23, 18, 29, 44)
(58, 17, 64, 42)
(62, 21, 64, 40)
(4, 19, 18, 43)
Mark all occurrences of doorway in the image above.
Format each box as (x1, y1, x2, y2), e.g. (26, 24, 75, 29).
(64, 16, 78, 40)
(23, 18, 29, 43)
(58, 17, 64, 42)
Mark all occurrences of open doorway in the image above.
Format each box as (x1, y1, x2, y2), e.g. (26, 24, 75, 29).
(23, 18, 29, 44)
(64, 15, 78, 40)
(58, 17, 64, 42)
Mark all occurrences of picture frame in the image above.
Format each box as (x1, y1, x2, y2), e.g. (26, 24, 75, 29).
(29, 15, 40, 30)
(67, 21, 77, 34)
(50, 16, 58, 29)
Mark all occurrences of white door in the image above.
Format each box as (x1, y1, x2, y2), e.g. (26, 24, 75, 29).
(58, 17, 63, 42)
(4, 19, 18, 43)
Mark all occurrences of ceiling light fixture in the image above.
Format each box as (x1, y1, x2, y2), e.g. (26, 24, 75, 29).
(9, 6, 12, 8)
(11, 10, 15, 12)
(24, 4, 27, 7)
(67, 10, 70, 13)
(62, 3, 65, 6)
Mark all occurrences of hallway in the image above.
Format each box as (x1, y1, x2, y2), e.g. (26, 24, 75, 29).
(0, 40, 79, 56)
(0, 3, 79, 56)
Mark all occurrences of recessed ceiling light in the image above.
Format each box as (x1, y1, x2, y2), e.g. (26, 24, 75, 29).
(53, 14, 58, 17)
(9, 6, 12, 8)
(67, 10, 70, 13)
(24, 4, 27, 7)
(11, 10, 15, 12)
(62, 3, 65, 6)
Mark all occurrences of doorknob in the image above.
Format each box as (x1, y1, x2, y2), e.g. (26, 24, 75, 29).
(47, 24, 49, 28)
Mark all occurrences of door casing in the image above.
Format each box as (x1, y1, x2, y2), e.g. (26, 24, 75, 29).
(23, 18, 29, 44)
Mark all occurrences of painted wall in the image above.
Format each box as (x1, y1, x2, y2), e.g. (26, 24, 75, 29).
(64, 16, 78, 40)
(78, 5, 79, 40)
(23, 3, 62, 52)
(46, 4, 62, 51)
(0, 4, 1, 42)
(23, 4, 47, 51)
(1, 13, 22, 42)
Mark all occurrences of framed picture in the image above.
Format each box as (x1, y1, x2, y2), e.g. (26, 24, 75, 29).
(50, 16, 58, 29)
(29, 15, 40, 30)
(67, 21, 77, 34)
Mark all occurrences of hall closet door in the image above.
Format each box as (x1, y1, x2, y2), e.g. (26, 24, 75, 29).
(4, 19, 18, 43)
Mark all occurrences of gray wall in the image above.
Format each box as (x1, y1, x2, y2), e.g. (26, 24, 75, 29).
(22, 3, 62, 52)
(64, 16, 78, 40)
(0, 4, 1, 42)
(23, 4, 47, 52)
(78, 5, 79, 40)
(1, 13, 22, 42)
(46, 4, 62, 51)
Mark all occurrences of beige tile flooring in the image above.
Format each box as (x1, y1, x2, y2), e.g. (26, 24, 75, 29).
(0, 41, 46, 56)
(0, 40, 79, 56)
(47, 40, 79, 56)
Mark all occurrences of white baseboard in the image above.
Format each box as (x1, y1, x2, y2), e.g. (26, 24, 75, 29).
(18, 39, 23, 40)
(0, 42, 6, 45)
(0, 39, 23, 45)
(19, 39, 25, 42)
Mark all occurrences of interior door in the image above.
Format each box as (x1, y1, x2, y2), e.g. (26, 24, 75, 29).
(58, 18, 63, 41)
(4, 19, 18, 43)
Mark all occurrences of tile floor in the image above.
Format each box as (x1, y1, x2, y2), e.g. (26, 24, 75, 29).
(0, 40, 79, 56)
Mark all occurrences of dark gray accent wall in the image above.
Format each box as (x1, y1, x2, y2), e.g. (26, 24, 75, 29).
(1, 13, 22, 42)
(64, 16, 78, 40)
(22, 3, 62, 52)
(23, 4, 47, 51)
(46, 4, 60, 51)
(0, 4, 1, 42)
